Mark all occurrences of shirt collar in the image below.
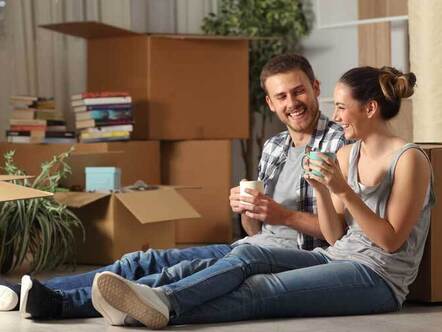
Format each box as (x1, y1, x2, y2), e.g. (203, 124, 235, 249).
(284, 111, 329, 151)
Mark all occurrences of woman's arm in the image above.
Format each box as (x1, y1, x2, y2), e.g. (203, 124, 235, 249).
(336, 148, 431, 253)
(304, 146, 351, 245)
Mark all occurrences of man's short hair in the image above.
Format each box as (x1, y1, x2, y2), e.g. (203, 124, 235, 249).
(260, 54, 316, 93)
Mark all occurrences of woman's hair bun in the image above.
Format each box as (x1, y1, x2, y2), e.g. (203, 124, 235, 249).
(379, 66, 416, 100)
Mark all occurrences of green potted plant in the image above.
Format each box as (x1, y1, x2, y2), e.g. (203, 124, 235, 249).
(0, 148, 84, 274)
(202, 0, 312, 179)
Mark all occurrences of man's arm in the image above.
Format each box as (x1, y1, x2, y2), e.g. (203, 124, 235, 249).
(230, 185, 263, 236)
(241, 214, 262, 236)
(240, 188, 324, 239)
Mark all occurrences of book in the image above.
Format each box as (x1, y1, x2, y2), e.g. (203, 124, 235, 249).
(6, 130, 45, 138)
(35, 110, 64, 121)
(79, 136, 130, 143)
(71, 96, 132, 107)
(71, 91, 129, 100)
(80, 130, 131, 139)
(10, 125, 47, 132)
(43, 137, 77, 144)
(45, 131, 76, 138)
(72, 104, 131, 112)
(10, 101, 35, 108)
(46, 120, 66, 126)
(75, 109, 132, 121)
(46, 125, 67, 132)
(34, 98, 55, 109)
(79, 130, 130, 143)
(75, 118, 133, 130)
(85, 124, 134, 133)
(7, 136, 43, 144)
(10, 95, 38, 102)
(9, 119, 47, 126)
(75, 119, 95, 130)
(10, 110, 35, 120)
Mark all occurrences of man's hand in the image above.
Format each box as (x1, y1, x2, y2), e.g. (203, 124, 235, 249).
(240, 188, 291, 225)
(229, 185, 245, 213)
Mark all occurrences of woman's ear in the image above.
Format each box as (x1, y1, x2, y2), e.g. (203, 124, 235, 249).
(365, 100, 379, 119)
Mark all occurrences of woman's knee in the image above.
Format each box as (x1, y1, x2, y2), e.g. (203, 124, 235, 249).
(228, 245, 268, 263)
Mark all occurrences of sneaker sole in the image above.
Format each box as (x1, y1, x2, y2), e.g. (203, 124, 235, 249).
(91, 273, 126, 325)
(96, 273, 168, 329)
(0, 286, 18, 311)
(19, 275, 32, 318)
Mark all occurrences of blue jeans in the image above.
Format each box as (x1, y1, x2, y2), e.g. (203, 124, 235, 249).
(43, 244, 232, 318)
(161, 245, 399, 325)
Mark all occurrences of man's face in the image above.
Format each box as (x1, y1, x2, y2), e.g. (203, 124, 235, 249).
(264, 70, 320, 135)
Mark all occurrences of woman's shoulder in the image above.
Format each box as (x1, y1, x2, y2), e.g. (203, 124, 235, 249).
(336, 142, 356, 160)
(336, 143, 357, 177)
(394, 142, 431, 182)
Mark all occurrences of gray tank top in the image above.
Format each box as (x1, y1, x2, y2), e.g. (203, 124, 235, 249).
(315, 141, 435, 305)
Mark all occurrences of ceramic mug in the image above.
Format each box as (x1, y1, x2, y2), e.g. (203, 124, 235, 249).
(304, 151, 336, 177)
(239, 180, 264, 205)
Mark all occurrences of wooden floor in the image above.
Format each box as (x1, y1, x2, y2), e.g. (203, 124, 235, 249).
(2, 266, 442, 331)
(2, 304, 442, 332)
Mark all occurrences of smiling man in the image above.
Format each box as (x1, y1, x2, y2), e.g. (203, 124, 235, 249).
(234, 53, 348, 251)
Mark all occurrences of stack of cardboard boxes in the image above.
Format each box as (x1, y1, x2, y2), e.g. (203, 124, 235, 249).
(0, 22, 249, 264)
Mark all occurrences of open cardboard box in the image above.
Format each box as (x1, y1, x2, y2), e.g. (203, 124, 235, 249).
(408, 144, 442, 302)
(0, 175, 53, 202)
(40, 21, 249, 140)
(0, 141, 161, 189)
(54, 186, 201, 265)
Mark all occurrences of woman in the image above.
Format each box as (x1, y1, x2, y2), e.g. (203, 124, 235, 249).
(91, 66, 435, 329)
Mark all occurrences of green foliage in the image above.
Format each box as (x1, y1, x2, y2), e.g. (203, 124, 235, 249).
(0, 148, 84, 274)
(202, 0, 312, 117)
(202, 0, 312, 178)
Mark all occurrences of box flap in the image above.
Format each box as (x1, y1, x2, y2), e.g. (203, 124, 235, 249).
(54, 191, 110, 208)
(159, 185, 202, 190)
(40, 21, 141, 39)
(150, 33, 254, 41)
(0, 175, 33, 181)
(115, 188, 201, 224)
(0, 181, 53, 202)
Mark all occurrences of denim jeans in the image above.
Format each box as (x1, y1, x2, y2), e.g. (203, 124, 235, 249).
(43, 244, 232, 318)
(161, 245, 399, 325)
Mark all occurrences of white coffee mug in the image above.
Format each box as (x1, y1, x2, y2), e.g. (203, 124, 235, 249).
(240, 180, 264, 205)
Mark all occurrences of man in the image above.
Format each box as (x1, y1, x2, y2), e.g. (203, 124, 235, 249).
(0, 54, 347, 321)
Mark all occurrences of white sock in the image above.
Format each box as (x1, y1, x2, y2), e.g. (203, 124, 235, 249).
(152, 287, 171, 311)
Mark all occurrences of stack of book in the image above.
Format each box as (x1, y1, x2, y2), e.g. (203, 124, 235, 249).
(6, 95, 76, 144)
(72, 92, 133, 143)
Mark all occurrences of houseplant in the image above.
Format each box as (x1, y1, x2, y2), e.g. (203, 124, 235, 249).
(202, 0, 312, 179)
(0, 148, 84, 273)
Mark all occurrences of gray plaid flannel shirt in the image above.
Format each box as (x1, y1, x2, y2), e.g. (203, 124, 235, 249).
(257, 113, 348, 250)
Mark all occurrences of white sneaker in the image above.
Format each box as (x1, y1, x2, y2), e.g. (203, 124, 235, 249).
(19, 275, 32, 317)
(0, 286, 18, 311)
(92, 272, 169, 329)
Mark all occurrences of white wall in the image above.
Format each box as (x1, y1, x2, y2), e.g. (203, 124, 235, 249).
(301, 0, 359, 118)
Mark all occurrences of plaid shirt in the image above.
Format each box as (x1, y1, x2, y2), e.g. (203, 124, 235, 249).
(257, 112, 348, 250)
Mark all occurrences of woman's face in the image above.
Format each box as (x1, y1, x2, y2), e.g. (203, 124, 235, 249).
(332, 82, 367, 140)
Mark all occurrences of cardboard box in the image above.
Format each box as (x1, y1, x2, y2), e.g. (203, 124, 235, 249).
(162, 140, 233, 243)
(0, 175, 52, 202)
(41, 21, 249, 140)
(54, 187, 201, 264)
(408, 144, 442, 302)
(0, 141, 160, 189)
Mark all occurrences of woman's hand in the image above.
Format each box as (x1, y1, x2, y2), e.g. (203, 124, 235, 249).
(303, 152, 349, 196)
